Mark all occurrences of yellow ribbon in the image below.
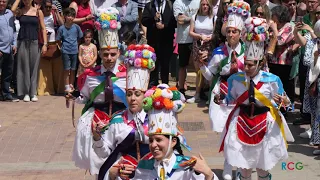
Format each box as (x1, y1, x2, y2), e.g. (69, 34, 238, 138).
(160, 167, 165, 180)
(254, 88, 288, 148)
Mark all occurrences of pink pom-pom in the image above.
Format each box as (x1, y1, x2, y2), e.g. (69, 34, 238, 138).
(110, 20, 118, 29)
(144, 89, 155, 97)
(94, 21, 101, 30)
(134, 58, 142, 67)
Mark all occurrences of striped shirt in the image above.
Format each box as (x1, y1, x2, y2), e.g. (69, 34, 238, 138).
(52, 0, 62, 13)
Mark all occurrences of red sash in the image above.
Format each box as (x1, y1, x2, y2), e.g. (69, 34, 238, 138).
(237, 110, 267, 145)
(219, 82, 264, 152)
(220, 79, 228, 96)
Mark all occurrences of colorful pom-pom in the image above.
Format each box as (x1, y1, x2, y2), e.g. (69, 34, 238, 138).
(143, 97, 153, 111)
(134, 58, 142, 67)
(172, 91, 181, 101)
(163, 98, 174, 110)
(161, 89, 173, 99)
(141, 58, 148, 68)
(129, 50, 136, 58)
(148, 59, 155, 69)
(151, 88, 162, 99)
(153, 97, 164, 109)
(145, 89, 155, 97)
(135, 51, 143, 58)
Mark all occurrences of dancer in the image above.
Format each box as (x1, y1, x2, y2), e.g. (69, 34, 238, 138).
(131, 84, 219, 179)
(71, 7, 127, 175)
(91, 44, 156, 180)
(199, 1, 250, 179)
(220, 17, 294, 180)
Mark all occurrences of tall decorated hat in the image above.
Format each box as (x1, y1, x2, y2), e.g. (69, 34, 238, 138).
(124, 44, 156, 91)
(226, 1, 251, 32)
(94, 7, 121, 49)
(143, 84, 190, 150)
(243, 17, 269, 61)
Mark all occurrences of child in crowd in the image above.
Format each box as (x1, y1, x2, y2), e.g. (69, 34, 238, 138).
(56, 7, 83, 93)
(77, 29, 97, 76)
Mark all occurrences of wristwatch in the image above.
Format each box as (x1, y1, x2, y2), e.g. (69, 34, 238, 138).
(43, 43, 48, 47)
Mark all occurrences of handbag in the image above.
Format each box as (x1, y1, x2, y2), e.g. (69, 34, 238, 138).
(41, 42, 61, 59)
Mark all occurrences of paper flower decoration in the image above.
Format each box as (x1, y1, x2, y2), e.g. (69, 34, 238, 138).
(227, 2, 251, 19)
(143, 84, 186, 112)
(124, 44, 156, 70)
(95, 8, 121, 30)
(244, 17, 269, 42)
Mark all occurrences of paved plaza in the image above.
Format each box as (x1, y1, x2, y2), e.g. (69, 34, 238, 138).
(0, 78, 319, 180)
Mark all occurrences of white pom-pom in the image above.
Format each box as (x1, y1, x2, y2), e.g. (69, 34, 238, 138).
(161, 89, 173, 99)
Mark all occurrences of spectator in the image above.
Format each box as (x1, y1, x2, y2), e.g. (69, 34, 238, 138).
(112, 0, 138, 43)
(211, 0, 220, 17)
(214, 0, 231, 48)
(294, 5, 320, 146)
(11, 0, 48, 102)
(52, 0, 62, 14)
(77, 29, 97, 76)
(254, 0, 277, 11)
(188, 0, 214, 103)
(142, 0, 176, 86)
(133, 0, 151, 44)
(251, 3, 271, 22)
(56, 8, 83, 93)
(37, 0, 64, 96)
(173, 0, 200, 95)
(0, 0, 18, 102)
(293, 0, 319, 127)
(268, 5, 297, 103)
(282, 0, 297, 21)
(69, 0, 94, 32)
(297, 1, 307, 18)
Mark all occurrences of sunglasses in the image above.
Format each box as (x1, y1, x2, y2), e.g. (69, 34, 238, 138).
(316, 11, 320, 15)
(45, 6, 52, 9)
(255, 11, 264, 16)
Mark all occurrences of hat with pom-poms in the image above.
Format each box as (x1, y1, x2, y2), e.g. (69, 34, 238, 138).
(243, 17, 269, 61)
(124, 44, 156, 91)
(143, 84, 186, 136)
(95, 7, 121, 49)
(226, 1, 251, 31)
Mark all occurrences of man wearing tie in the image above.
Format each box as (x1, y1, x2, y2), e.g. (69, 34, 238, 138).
(198, 2, 250, 180)
(71, 7, 127, 177)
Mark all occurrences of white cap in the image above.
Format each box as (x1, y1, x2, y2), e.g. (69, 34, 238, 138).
(124, 44, 156, 91)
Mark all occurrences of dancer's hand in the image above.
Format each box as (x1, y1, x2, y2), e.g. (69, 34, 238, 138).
(113, 162, 136, 180)
(191, 153, 214, 180)
(273, 94, 290, 106)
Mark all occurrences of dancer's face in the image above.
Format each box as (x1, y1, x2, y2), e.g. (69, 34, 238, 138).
(149, 135, 177, 160)
(126, 90, 144, 113)
(244, 60, 261, 78)
(100, 48, 119, 70)
(226, 27, 240, 47)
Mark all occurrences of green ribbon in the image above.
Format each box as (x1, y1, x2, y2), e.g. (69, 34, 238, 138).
(81, 76, 119, 115)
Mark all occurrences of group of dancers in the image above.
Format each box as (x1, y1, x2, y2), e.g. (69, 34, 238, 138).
(68, 2, 294, 180)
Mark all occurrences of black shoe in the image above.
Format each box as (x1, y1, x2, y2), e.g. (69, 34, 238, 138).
(293, 117, 311, 125)
(3, 95, 19, 102)
(179, 89, 186, 97)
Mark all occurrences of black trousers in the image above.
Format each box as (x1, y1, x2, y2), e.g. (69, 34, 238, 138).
(0, 51, 14, 97)
(269, 64, 295, 101)
(149, 41, 173, 87)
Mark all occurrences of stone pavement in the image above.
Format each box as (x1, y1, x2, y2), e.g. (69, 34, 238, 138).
(0, 80, 320, 179)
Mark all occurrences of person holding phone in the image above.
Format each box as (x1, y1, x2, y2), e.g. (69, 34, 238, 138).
(187, 0, 214, 104)
(173, 0, 200, 96)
